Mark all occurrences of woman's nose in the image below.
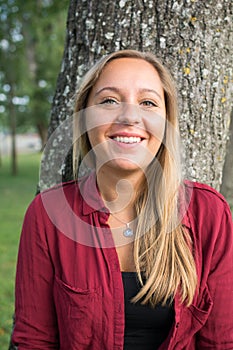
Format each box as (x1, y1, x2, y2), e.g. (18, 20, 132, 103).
(116, 103, 142, 125)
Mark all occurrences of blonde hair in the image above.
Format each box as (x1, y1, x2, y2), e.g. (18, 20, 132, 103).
(73, 50, 197, 307)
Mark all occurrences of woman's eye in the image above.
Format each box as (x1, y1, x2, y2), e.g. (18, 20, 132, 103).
(141, 100, 157, 107)
(100, 98, 118, 105)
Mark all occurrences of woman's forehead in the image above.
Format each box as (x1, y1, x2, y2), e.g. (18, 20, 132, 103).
(91, 58, 163, 93)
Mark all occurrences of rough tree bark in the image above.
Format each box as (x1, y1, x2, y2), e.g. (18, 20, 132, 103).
(221, 110, 233, 209)
(40, 0, 232, 198)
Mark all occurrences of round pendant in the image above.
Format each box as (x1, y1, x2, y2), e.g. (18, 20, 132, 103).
(123, 227, 134, 237)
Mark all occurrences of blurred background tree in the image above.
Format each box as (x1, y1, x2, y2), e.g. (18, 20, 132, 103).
(0, 0, 69, 174)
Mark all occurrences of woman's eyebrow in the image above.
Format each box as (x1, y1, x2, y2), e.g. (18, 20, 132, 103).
(94, 86, 121, 97)
(95, 86, 162, 101)
(138, 88, 163, 101)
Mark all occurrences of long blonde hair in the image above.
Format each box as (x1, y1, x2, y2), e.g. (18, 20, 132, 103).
(73, 50, 197, 307)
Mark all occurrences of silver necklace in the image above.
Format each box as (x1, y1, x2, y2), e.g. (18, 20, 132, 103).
(110, 212, 134, 238)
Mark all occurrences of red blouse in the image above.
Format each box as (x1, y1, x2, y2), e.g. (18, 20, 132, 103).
(12, 173, 233, 349)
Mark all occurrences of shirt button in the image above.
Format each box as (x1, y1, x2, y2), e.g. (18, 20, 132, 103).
(176, 322, 180, 328)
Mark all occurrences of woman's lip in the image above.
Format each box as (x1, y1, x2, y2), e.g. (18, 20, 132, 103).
(108, 136, 146, 147)
(108, 132, 146, 138)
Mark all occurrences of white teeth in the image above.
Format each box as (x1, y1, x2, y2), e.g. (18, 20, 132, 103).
(113, 136, 142, 143)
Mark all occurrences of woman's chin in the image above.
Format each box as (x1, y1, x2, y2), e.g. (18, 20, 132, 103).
(97, 158, 151, 174)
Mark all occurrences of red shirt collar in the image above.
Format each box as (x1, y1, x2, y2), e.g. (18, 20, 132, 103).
(80, 171, 109, 216)
(80, 171, 191, 229)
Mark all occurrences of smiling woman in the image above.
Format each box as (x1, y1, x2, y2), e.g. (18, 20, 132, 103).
(12, 50, 233, 349)
(85, 58, 166, 174)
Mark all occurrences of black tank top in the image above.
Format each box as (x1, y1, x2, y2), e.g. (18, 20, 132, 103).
(122, 272, 174, 350)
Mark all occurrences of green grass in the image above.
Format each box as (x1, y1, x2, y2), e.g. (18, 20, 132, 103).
(0, 153, 41, 349)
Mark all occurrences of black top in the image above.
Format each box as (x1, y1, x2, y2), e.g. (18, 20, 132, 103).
(122, 272, 174, 350)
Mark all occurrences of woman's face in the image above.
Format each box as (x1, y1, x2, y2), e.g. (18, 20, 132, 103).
(85, 58, 166, 174)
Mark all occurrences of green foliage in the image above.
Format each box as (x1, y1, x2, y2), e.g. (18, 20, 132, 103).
(0, 153, 41, 348)
(0, 0, 69, 138)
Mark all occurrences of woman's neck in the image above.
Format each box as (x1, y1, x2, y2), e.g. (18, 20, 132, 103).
(96, 166, 145, 214)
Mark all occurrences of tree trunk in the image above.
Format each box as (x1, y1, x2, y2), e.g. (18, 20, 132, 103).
(0, 141, 2, 167)
(221, 110, 233, 211)
(9, 88, 17, 176)
(40, 0, 233, 195)
(10, 110, 17, 176)
(36, 121, 48, 150)
(22, 9, 49, 150)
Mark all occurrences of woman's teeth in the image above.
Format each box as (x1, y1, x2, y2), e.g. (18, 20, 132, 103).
(113, 136, 141, 144)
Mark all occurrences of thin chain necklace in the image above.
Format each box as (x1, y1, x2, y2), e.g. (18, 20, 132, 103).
(110, 212, 134, 237)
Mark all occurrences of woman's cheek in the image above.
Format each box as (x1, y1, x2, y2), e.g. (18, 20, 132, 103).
(145, 112, 166, 143)
(85, 105, 117, 134)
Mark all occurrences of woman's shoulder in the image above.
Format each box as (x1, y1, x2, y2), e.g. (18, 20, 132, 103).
(37, 174, 91, 201)
(183, 179, 232, 234)
(184, 179, 230, 209)
(26, 175, 92, 217)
